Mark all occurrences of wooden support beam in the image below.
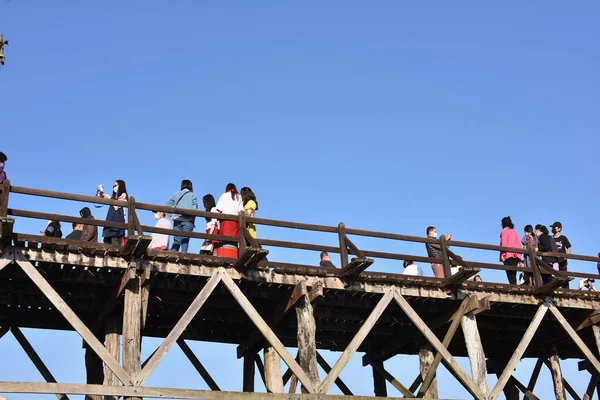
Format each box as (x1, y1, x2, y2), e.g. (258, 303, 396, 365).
(123, 271, 142, 400)
(315, 352, 353, 396)
(176, 340, 220, 391)
(103, 316, 121, 400)
(509, 376, 539, 400)
(338, 222, 349, 267)
(585, 372, 599, 400)
(545, 348, 567, 400)
(295, 295, 319, 394)
(13, 251, 133, 385)
(0, 217, 14, 247)
(419, 344, 439, 399)
(549, 305, 600, 375)
(439, 235, 452, 278)
(136, 270, 222, 386)
(371, 360, 387, 397)
(393, 290, 486, 400)
(562, 377, 582, 400)
(10, 327, 69, 400)
(417, 296, 474, 397)
(319, 289, 394, 395)
(219, 271, 317, 394)
(0, 325, 9, 340)
(444, 249, 481, 287)
(91, 266, 136, 334)
(0, 382, 409, 400)
(594, 325, 600, 357)
(489, 302, 549, 400)
(369, 359, 413, 398)
(140, 268, 151, 330)
(339, 257, 374, 278)
(243, 354, 255, 392)
(264, 346, 283, 394)
(525, 358, 544, 400)
(461, 311, 489, 394)
(255, 354, 266, 389)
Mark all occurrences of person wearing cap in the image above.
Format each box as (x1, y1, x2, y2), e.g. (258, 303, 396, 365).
(149, 210, 171, 250)
(80, 207, 98, 242)
(550, 221, 572, 288)
(579, 278, 596, 291)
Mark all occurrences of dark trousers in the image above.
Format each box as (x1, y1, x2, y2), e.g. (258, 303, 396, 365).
(559, 261, 569, 288)
(504, 257, 520, 285)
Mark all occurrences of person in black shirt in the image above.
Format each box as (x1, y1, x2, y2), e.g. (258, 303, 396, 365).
(65, 222, 83, 241)
(42, 220, 62, 238)
(319, 251, 336, 268)
(535, 224, 557, 284)
(550, 221, 572, 288)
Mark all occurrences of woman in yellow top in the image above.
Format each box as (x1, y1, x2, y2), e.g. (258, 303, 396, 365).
(241, 187, 258, 238)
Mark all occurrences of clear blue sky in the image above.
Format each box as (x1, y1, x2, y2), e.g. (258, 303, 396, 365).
(1, 1, 599, 399)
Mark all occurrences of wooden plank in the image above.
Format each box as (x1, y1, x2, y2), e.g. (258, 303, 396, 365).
(243, 354, 255, 392)
(509, 376, 539, 400)
(489, 302, 549, 400)
(369, 360, 412, 398)
(549, 306, 600, 375)
(439, 235, 452, 278)
(593, 325, 600, 357)
(393, 290, 486, 400)
(295, 295, 319, 393)
(103, 316, 120, 400)
(219, 271, 317, 394)
(461, 311, 489, 394)
(132, 235, 152, 258)
(440, 265, 479, 288)
(176, 340, 220, 391)
(123, 270, 142, 400)
(315, 351, 353, 396)
(136, 270, 222, 386)
(140, 268, 151, 330)
(338, 222, 349, 267)
(546, 348, 567, 400)
(339, 257, 374, 278)
(264, 346, 284, 393)
(319, 289, 394, 394)
(0, 382, 403, 400)
(10, 327, 69, 400)
(13, 251, 133, 386)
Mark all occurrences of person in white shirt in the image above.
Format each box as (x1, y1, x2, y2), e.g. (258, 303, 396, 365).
(215, 183, 244, 257)
(402, 260, 423, 276)
(149, 211, 172, 250)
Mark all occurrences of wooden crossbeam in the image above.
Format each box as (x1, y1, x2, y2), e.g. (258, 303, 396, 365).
(525, 358, 544, 398)
(254, 354, 266, 388)
(318, 289, 394, 394)
(315, 352, 353, 396)
(13, 250, 133, 386)
(508, 376, 539, 400)
(338, 257, 374, 278)
(133, 236, 152, 258)
(345, 236, 366, 259)
(136, 270, 222, 386)
(368, 358, 413, 397)
(418, 296, 474, 397)
(10, 327, 69, 400)
(443, 249, 481, 287)
(219, 272, 317, 394)
(489, 302, 549, 400)
(90, 266, 136, 334)
(393, 290, 486, 400)
(176, 340, 220, 391)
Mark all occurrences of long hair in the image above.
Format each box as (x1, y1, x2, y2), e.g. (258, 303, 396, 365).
(501, 216, 514, 229)
(203, 194, 216, 222)
(113, 180, 127, 199)
(241, 187, 258, 210)
(535, 224, 549, 235)
(524, 224, 534, 235)
(181, 179, 193, 192)
(225, 183, 238, 200)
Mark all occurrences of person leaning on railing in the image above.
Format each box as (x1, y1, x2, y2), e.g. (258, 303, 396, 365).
(79, 207, 98, 242)
(425, 226, 451, 278)
(215, 183, 243, 258)
(97, 180, 128, 245)
(165, 180, 198, 253)
(499, 216, 522, 285)
(200, 194, 219, 256)
(535, 224, 558, 284)
(520, 224, 538, 286)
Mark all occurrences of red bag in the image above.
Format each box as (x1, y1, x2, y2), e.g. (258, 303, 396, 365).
(120, 236, 126, 246)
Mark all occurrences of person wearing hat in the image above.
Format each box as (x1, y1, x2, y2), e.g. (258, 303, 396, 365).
(550, 221, 572, 288)
(80, 207, 98, 242)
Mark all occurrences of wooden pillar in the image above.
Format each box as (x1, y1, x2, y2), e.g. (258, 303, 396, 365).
(263, 346, 283, 393)
(372, 361, 387, 397)
(549, 347, 566, 400)
(85, 333, 104, 400)
(295, 295, 319, 394)
(123, 273, 141, 400)
(103, 316, 121, 400)
(593, 325, 600, 356)
(243, 353, 255, 392)
(461, 312, 489, 394)
(418, 343, 439, 399)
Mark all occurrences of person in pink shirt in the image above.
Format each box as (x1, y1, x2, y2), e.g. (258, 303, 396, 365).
(499, 216, 522, 285)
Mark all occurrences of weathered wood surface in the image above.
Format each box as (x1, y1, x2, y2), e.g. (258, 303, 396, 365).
(371, 360, 387, 397)
(177, 340, 221, 391)
(123, 270, 142, 400)
(418, 344, 439, 399)
(461, 311, 489, 394)
(316, 352, 353, 396)
(547, 348, 567, 400)
(103, 316, 120, 400)
(295, 295, 319, 394)
(264, 347, 284, 394)
(369, 360, 413, 398)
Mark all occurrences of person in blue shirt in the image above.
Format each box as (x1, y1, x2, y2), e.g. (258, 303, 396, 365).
(165, 180, 198, 253)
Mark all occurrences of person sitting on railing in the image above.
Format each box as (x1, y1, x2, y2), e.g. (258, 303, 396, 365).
(216, 183, 243, 258)
(165, 180, 198, 253)
(425, 226, 452, 278)
(0, 151, 7, 184)
(97, 180, 128, 245)
(319, 251, 336, 268)
(241, 187, 258, 239)
(551, 221, 572, 289)
(520, 225, 538, 286)
(65, 222, 83, 240)
(79, 207, 98, 242)
(499, 216, 522, 285)
(535, 224, 558, 284)
(149, 211, 171, 251)
(402, 260, 423, 276)
(41, 220, 62, 238)
(201, 194, 219, 255)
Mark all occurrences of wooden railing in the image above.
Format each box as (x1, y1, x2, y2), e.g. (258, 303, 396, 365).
(2, 179, 600, 290)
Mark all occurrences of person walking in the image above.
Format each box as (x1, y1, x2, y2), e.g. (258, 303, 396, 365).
(499, 216, 522, 285)
(97, 180, 128, 245)
(165, 180, 198, 253)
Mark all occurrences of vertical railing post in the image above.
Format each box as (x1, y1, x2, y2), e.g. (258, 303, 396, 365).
(239, 211, 247, 256)
(338, 222, 348, 267)
(127, 197, 136, 238)
(530, 245, 542, 287)
(440, 235, 452, 278)
(0, 179, 10, 218)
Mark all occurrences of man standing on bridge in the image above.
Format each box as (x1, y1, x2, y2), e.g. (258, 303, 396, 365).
(551, 221, 572, 288)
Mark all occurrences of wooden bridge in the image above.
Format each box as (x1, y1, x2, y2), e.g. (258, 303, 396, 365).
(1, 179, 600, 400)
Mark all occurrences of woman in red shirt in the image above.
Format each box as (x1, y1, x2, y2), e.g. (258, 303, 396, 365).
(500, 216, 522, 285)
